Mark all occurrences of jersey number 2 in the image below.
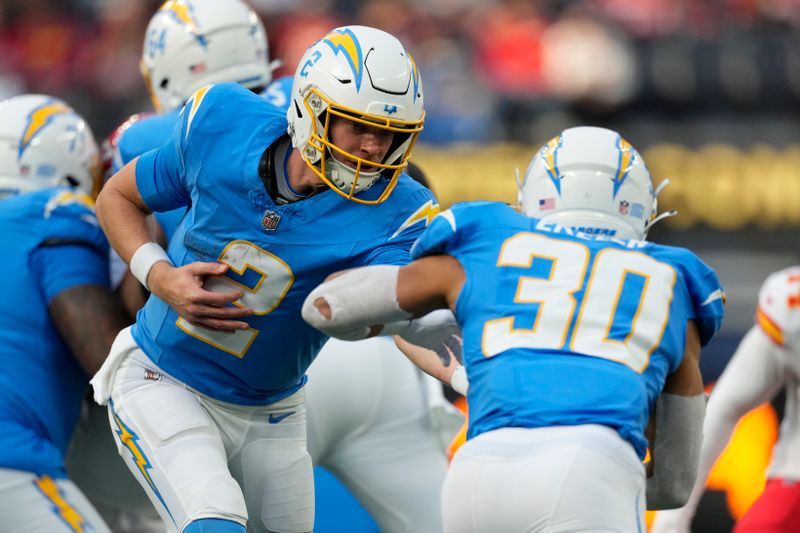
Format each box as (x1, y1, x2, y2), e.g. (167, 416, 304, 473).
(483, 233, 676, 372)
(176, 240, 294, 358)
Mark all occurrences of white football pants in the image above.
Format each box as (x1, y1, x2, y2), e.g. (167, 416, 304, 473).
(66, 399, 165, 533)
(306, 337, 450, 533)
(106, 330, 313, 533)
(442, 425, 646, 533)
(0, 467, 111, 533)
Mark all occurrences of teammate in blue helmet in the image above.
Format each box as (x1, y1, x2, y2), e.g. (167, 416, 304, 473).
(92, 20, 455, 532)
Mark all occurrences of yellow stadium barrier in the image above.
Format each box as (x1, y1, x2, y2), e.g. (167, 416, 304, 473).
(413, 143, 800, 229)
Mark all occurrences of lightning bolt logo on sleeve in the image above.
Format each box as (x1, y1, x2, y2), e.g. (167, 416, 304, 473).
(390, 200, 440, 240)
(43, 191, 96, 218)
(701, 288, 726, 307)
(184, 84, 213, 138)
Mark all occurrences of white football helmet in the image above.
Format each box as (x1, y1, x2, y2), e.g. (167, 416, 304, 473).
(141, 0, 272, 113)
(0, 94, 100, 199)
(287, 25, 424, 204)
(520, 126, 668, 240)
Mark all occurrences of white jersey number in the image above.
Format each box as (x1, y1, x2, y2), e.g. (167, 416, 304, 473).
(176, 240, 294, 358)
(482, 233, 676, 372)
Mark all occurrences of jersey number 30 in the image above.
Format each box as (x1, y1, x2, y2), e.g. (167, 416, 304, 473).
(176, 240, 294, 358)
(483, 233, 676, 372)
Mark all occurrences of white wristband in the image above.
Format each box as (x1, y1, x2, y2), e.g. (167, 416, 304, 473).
(129, 242, 172, 291)
(450, 365, 469, 396)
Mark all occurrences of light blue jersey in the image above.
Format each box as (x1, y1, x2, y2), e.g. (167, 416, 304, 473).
(0, 188, 109, 477)
(114, 77, 294, 241)
(113, 111, 185, 241)
(412, 202, 724, 458)
(132, 83, 438, 405)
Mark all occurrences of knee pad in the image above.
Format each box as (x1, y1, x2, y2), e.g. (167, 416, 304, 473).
(183, 474, 248, 526)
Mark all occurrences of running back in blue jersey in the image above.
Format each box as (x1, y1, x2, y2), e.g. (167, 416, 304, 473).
(131, 83, 438, 405)
(412, 201, 724, 458)
(0, 188, 109, 477)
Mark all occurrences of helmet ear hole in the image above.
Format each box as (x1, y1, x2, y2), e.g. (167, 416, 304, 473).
(65, 176, 80, 188)
(159, 78, 169, 89)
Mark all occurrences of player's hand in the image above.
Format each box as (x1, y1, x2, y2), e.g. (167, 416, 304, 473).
(401, 310, 463, 366)
(649, 509, 692, 533)
(148, 261, 254, 332)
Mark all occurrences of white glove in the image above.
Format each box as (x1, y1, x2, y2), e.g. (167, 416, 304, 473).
(650, 508, 693, 533)
(386, 310, 463, 365)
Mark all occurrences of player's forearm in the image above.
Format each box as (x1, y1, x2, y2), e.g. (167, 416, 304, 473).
(95, 158, 154, 263)
(50, 284, 130, 376)
(646, 392, 706, 510)
(395, 336, 457, 383)
(302, 265, 415, 340)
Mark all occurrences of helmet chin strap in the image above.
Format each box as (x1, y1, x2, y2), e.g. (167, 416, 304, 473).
(326, 155, 382, 195)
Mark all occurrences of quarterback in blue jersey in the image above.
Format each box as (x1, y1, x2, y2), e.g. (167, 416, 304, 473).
(93, 24, 437, 533)
(98, 3, 452, 529)
(304, 126, 726, 533)
(0, 95, 129, 532)
(66, 4, 276, 533)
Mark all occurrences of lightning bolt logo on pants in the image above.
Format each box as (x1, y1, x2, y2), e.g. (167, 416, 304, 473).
(34, 476, 88, 532)
(110, 401, 176, 526)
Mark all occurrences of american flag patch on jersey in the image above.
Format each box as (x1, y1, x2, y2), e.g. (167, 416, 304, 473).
(539, 197, 555, 210)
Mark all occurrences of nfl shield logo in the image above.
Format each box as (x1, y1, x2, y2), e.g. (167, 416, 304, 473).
(262, 209, 281, 231)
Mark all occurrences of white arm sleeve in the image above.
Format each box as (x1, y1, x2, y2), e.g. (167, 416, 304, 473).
(302, 266, 412, 340)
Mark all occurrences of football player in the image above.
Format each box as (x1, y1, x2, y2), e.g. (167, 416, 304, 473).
(66, 3, 274, 531)
(303, 126, 727, 532)
(95, 2, 458, 529)
(93, 23, 453, 533)
(653, 267, 800, 532)
(0, 94, 129, 532)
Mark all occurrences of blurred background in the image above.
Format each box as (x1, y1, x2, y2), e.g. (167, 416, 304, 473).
(2, 0, 799, 530)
